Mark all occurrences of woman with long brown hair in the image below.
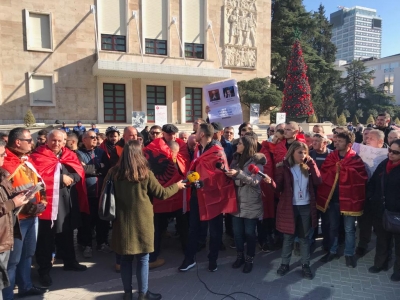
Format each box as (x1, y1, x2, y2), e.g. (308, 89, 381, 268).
(226, 135, 266, 273)
(103, 140, 185, 300)
(264, 141, 321, 279)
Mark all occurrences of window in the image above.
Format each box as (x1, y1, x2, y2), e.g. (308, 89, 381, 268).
(103, 84, 126, 122)
(184, 43, 204, 59)
(28, 73, 55, 106)
(101, 34, 126, 52)
(25, 10, 53, 51)
(145, 39, 167, 55)
(185, 88, 202, 123)
(146, 86, 166, 123)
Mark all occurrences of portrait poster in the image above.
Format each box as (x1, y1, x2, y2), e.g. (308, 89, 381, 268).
(132, 111, 146, 131)
(250, 103, 260, 125)
(276, 112, 286, 125)
(154, 105, 168, 126)
(204, 79, 243, 127)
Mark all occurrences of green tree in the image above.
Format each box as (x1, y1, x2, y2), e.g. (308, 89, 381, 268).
(342, 109, 350, 118)
(331, 113, 339, 125)
(238, 78, 283, 115)
(337, 113, 347, 126)
(368, 108, 378, 118)
(355, 109, 364, 118)
(366, 114, 375, 125)
(395, 117, 400, 125)
(24, 109, 36, 127)
(308, 114, 318, 123)
(352, 115, 359, 125)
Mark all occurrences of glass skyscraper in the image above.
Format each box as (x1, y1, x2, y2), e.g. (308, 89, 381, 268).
(330, 6, 382, 63)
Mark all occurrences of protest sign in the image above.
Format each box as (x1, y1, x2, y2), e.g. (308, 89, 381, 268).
(155, 105, 167, 125)
(250, 103, 260, 125)
(359, 144, 388, 177)
(132, 111, 146, 131)
(204, 79, 243, 127)
(276, 112, 286, 124)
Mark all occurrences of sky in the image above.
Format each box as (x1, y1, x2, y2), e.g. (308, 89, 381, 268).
(303, 0, 400, 58)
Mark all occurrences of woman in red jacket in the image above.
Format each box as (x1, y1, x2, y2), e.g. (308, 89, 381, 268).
(264, 141, 321, 280)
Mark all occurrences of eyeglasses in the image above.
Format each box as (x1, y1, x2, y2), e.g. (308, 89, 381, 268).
(0, 151, 6, 158)
(19, 138, 32, 143)
(388, 148, 400, 155)
(87, 136, 97, 140)
(150, 131, 161, 135)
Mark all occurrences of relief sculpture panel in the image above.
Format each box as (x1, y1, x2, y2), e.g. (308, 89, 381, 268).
(224, 0, 257, 68)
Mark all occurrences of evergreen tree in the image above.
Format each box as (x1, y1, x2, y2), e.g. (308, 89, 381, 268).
(332, 113, 339, 125)
(24, 109, 36, 127)
(366, 114, 375, 125)
(281, 40, 314, 119)
(308, 114, 318, 123)
(337, 113, 347, 126)
(352, 115, 359, 125)
(395, 117, 400, 125)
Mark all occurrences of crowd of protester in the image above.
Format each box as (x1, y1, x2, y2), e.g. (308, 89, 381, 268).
(0, 111, 400, 300)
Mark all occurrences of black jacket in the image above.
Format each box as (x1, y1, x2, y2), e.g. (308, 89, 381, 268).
(367, 158, 400, 216)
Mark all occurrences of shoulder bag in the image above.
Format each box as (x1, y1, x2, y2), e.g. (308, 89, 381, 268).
(381, 172, 400, 234)
(98, 179, 116, 221)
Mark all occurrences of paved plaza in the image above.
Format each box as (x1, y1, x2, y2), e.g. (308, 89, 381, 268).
(22, 230, 399, 300)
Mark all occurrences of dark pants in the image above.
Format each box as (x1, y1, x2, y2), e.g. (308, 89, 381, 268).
(225, 214, 233, 238)
(281, 205, 311, 265)
(36, 220, 76, 276)
(121, 253, 149, 294)
(185, 194, 223, 262)
(257, 218, 275, 246)
(358, 201, 373, 250)
(232, 216, 258, 257)
(373, 217, 400, 273)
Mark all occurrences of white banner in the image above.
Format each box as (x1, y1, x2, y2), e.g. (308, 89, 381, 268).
(132, 111, 146, 131)
(154, 105, 167, 126)
(250, 103, 260, 125)
(204, 79, 243, 127)
(359, 144, 388, 177)
(276, 112, 286, 124)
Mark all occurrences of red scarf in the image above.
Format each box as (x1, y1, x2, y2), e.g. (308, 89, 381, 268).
(386, 159, 400, 174)
(30, 145, 89, 220)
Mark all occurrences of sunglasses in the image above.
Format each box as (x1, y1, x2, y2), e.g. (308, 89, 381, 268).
(388, 148, 400, 155)
(0, 151, 6, 158)
(150, 131, 161, 135)
(19, 138, 33, 143)
(88, 136, 97, 140)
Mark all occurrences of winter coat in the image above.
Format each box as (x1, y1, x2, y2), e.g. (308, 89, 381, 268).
(0, 168, 17, 253)
(270, 159, 321, 235)
(105, 169, 179, 255)
(230, 153, 266, 219)
(259, 141, 276, 219)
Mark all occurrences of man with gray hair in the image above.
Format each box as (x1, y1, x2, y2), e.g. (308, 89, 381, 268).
(388, 130, 400, 145)
(179, 131, 189, 143)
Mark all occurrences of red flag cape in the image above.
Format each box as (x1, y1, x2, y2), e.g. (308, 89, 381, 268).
(143, 138, 190, 213)
(316, 149, 367, 216)
(30, 145, 89, 220)
(259, 141, 275, 219)
(191, 144, 237, 221)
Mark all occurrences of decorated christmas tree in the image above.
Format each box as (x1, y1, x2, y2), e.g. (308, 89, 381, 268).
(281, 39, 314, 121)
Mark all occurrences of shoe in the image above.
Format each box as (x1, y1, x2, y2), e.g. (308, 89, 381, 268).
(97, 243, 113, 253)
(18, 286, 48, 297)
(319, 252, 339, 263)
(261, 243, 272, 253)
(232, 252, 245, 269)
(178, 258, 196, 272)
(293, 242, 300, 256)
(390, 272, 400, 282)
(64, 261, 88, 271)
(243, 256, 253, 273)
(138, 290, 162, 300)
(356, 247, 367, 257)
(302, 264, 313, 280)
(39, 274, 52, 287)
(277, 264, 290, 276)
(369, 265, 389, 274)
(208, 260, 217, 272)
(83, 246, 93, 258)
(123, 292, 133, 300)
(149, 258, 165, 269)
(345, 255, 356, 268)
(115, 264, 121, 273)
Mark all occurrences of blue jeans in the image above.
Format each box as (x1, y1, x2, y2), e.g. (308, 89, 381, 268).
(2, 217, 38, 300)
(327, 202, 356, 256)
(232, 216, 258, 257)
(120, 253, 149, 294)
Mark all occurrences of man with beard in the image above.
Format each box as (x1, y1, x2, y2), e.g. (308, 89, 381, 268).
(2, 128, 47, 299)
(31, 130, 89, 287)
(144, 125, 163, 147)
(374, 112, 393, 144)
(143, 124, 190, 269)
(99, 126, 120, 160)
(109, 126, 138, 167)
(274, 122, 306, 165)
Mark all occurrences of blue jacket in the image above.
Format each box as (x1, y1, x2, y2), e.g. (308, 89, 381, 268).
(73, 125, 86, 136)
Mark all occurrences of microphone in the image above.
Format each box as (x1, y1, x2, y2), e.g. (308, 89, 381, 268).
(216, 162, 228, 173)
(183, 172, 200, 183)
(193, 180, 204, 189)
(248, 164, 267, 178)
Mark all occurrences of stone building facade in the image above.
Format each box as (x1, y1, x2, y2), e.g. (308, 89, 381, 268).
(0, 0, 271, 124)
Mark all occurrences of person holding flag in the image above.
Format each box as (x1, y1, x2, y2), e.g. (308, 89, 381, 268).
(178, 123, 237, 273)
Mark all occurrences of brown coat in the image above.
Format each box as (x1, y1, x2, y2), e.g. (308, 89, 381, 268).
(270, 159, 321, 235)
(104, 169, 179, 255)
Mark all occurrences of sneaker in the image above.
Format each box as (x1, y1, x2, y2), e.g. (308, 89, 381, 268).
(149, 258, 165, 269)
(345, 255, 356, 268)
(208, 260, 218, 272)
(302, 264, 313, 280)
(18, 286, 48, 298)
(277, 264, 290, 277)
(39, 274, 52, 287)
(83, 246, 92, 258)
(96, 243, 112, 253)
(178, 258, 196, 272)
